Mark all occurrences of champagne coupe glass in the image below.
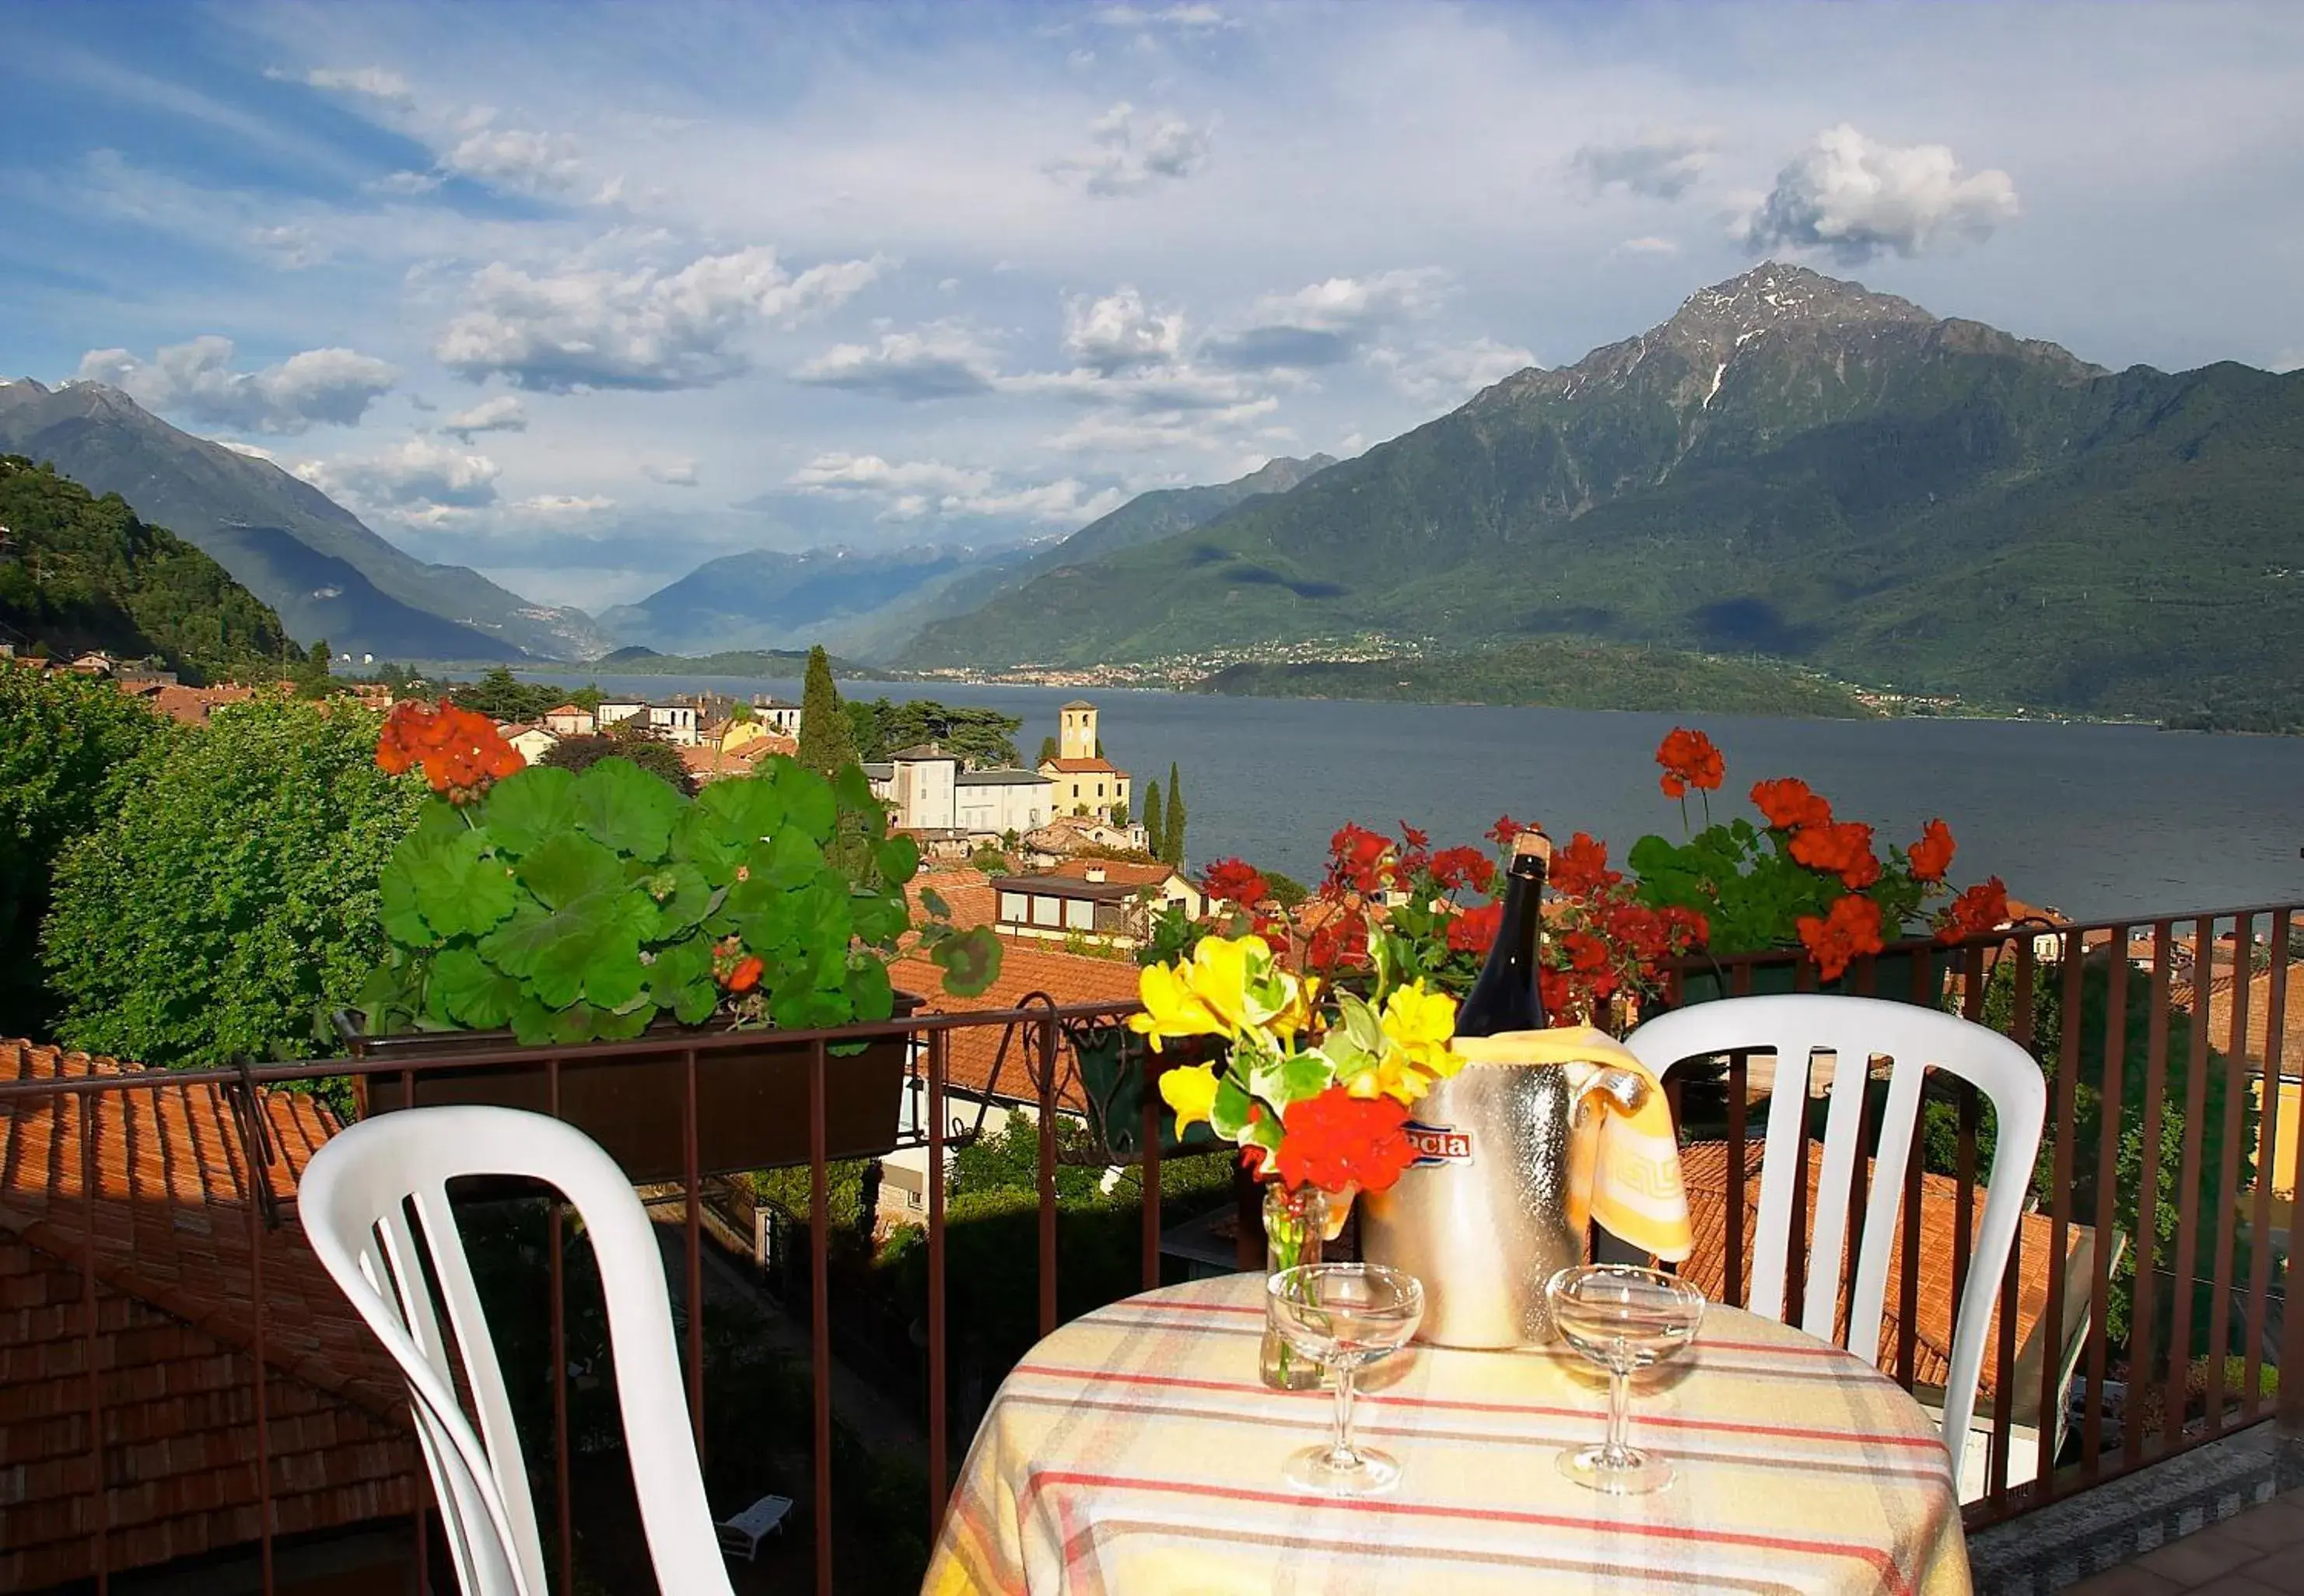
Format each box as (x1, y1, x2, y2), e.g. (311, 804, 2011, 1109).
(1545, 1264, 1707, 1495)
(1266, 1262, 1424, 1496)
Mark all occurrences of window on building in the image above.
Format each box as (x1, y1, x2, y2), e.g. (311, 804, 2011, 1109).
(1065, 898, 1094, 931)
(1031, 895, 1063, 927)
(1097, 782, 1105, 798)
(999, 891, 1028, 922)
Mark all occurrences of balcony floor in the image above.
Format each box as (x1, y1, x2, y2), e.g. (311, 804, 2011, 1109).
(1968, 1425, 2304, 1596)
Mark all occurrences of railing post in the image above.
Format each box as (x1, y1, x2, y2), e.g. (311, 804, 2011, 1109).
(927, 1027, 950, 1529)
(809, 1039, 833, 1596)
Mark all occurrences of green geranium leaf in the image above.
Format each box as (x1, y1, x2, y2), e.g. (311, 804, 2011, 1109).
(763, 825, 825, 889)
(850, 887, 909, 947)
(774, 761, 837, 842)
(592, 1001, 654, 1039)
(583, 945, 647, 1011)
(481, 765, 580, 855)
(397, 824, 519, 941)
(833, 761, 880, 817)
(930, 924, 1002, 998)
(874, 833, 920, 887)
(843, 955, 895, 1023)
(572, 757, 682, 862)
(646, 862, 713, 932)
(432, 945, 523, 1029)
(509, 996, 557, 1047)
(696, 775, 784, 849)
(919, 887, 952, 922)
(770, 984, 852, 1031)
(378, 866, 438, 948)
(669, 980, 719, 1026)
(485, 832, 660, 1009)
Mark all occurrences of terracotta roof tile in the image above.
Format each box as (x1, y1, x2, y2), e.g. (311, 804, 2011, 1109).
(888, 943, 1140, 1111)
(0, 1042, 418, 1588)
(1679, 1138, 2080, 1399)
(1042, 859, 1177, 891)
(906, 867, 998, 933)
(1040, 758, 1122, 775)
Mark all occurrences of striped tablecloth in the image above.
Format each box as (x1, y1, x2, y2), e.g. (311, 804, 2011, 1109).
(924, 1272, 1968, 1596)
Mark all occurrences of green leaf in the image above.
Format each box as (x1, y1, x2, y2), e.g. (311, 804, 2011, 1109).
(763, 825, 825, 889)
(695, 776, 784, 849)
(668, 981, 719, 1026)
(833, 761, 880, 817)
(432, 945, 523, 1029)
(850, 887, 909, 947)
(774, 761, 837, 842)
(875, 833, 920, 886)
(843, 955, 895, 1023)
(379, 866, 438, 947)
(1249, 1048, 1332, 1111)
(583, 945, 647, 1011)
(594, 1001, 655, 1039)
(643, 862, 713, 933)
(930, 925, 1003, 997)
(1336, 989, 1385, 1056)
(481, 765, 580, 854)
(396, 824, 519, 940)
(484, 832, 660, 1010)
(919, 887, 952, 921)
(668, 805, 742, 885)
(572, 757, 683, 862)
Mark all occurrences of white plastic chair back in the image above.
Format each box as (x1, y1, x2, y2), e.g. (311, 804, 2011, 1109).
(297, 1104, 736, 1596)
(1623, 992, 2046, 1480)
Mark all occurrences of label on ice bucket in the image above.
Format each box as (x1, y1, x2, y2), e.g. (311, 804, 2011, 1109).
(1403, 1120, 1472, 1167)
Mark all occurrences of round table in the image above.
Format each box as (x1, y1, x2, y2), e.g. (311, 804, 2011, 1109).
(923, 1273, 1968, 1596)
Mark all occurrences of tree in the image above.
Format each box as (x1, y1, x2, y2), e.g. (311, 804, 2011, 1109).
(845, 699, 887, 762)
(1162, 763, 1185, 866)
(541, 725, 695, 795)
(796, 645, 859, 777)
(451, 664, 564, 722)
(569, 684, 604, 712)
(0, 667, 173, 1037)
(1141, 779, 1163, 859)
(42, 697, 425, 1069)
(1038, 735, 1059, 765)
(1112, 800, 1129, 828)
(293, 637, 333, 697)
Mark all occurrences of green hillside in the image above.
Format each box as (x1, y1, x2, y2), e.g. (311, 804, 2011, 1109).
(1200, 641, 1877, 718)
(900, 264, 2304, 729)
(0, 456, 288, 681)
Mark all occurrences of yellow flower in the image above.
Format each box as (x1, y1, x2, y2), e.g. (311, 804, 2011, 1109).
(1344, 1051, 1427, 1104)
(1129, 960, 1226, 1051)
(1158, 1062, 1221, 1130)
(1381, 979, 1459, 1076)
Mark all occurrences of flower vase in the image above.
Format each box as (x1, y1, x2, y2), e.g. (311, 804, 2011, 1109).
(1260, 1183, 1329, 1390)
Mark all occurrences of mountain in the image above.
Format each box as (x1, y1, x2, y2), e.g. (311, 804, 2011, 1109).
(898, 264, 2304, 727)
(0, 380, 610, 662)
(900, 453, 1334, 662)
(597, 541, 1045, 660)
(0, 455, 289, 681)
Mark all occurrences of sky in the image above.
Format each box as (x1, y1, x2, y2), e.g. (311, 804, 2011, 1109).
(4, 2, 2302, 614)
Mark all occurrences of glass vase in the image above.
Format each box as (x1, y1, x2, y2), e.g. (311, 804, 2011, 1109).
(1260, 1183, 1329, 1390)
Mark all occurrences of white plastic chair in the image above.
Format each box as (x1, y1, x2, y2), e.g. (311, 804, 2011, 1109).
(297, 1105, 737, 1596)
(1623, 993, 2047, 1480)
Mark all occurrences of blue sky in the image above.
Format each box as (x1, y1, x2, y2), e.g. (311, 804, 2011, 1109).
(5, 1, 2301, 611)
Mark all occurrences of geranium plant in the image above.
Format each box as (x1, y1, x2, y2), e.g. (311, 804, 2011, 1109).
(1629, 726, 2009, 981)
(362, 700, 1000, 1046)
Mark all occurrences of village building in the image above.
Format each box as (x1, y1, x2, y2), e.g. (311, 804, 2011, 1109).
(592, 698, 699, 746)
(1035, 700, 1132, 822)
(988, 859, 1205, 949)
(542, 702, 596, 737)
(749, 695, 804, 736)
(867, 744, 1052, 840)
(498, 722, 562, 763)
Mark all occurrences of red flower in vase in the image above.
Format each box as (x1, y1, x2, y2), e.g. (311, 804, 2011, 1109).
(1266, 1086, 1416, 1194)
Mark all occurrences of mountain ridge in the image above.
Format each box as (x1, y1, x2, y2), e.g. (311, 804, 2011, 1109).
(0, 380, 610, 662)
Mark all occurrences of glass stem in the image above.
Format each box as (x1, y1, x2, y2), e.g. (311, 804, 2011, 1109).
(1330, 1366, 1359, 1466)
(1604, 1363, 1633, 1465)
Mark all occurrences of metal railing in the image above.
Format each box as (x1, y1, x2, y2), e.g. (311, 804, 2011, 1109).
(2, 904, 2298, 1593)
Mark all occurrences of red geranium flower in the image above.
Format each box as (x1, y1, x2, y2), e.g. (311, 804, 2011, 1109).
(724, 954, 764, 993)
(1907, 819, 1956, 884)
(1446, 899, 1503, 954)
(1935, 877, 2011, 943)
(1549, 831, 1619, 898)
(1798, 893, 1886, 982)
(1655, 727, 1725, 799)
(1486, 814, 1531, 848)
(1539, 965, 1574, 1018)
(1202, 857, 1270, 907)
(1328, 822, 1392, 894)
(377, 699, 525, 805)
(1789, 820, 1880, 890)
(1268, 1086, 1417, 1194)
(1428, 845, 1495, 894)
(1305, 905, 1369, 973)
(1750, 776, 1833, 832)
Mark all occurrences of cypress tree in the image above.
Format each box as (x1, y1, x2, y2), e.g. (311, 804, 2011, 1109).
(1141, 778, 1163, 859)
(1163, 762, 1185, 866)
(1038, 734, 1059, 765)
(795, 646, 859, 777)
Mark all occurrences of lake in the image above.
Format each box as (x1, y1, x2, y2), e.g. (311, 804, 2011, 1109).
(510, 670, 2304, 922)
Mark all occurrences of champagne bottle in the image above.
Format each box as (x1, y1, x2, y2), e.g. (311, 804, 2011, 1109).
(1454, 829, 1550, 1036)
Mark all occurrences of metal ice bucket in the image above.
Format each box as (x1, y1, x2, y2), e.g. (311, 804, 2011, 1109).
(1360, 1059, 1647, 1347)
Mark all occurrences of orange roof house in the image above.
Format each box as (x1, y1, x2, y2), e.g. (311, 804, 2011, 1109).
(0, 1043, 419, 1591)
(887, 942, 1140, 1114)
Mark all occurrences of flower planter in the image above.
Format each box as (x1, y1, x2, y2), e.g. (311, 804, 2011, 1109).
(1070, 1023, 1222, 1164)
(335, 993, 922, 1182)
(1669, 946, 1950, 1010)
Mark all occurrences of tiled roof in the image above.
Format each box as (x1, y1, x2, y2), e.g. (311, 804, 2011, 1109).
(544, 702, 586, 716)
(1678, 1139, 2078, 1400)
(887, 943, 1141, 1111)
(130, 683, 258, 726)
(906, 868, 998, 932)
(1060, 699, 1095, 710)
(891, 743, 955, 761)
(1040, 758, 1122, 775)
(679, 735, 796, 779)
(1043, 859, 1178, 890)
(0, 1043, 418, 1590)
(956, 768, 1050, 786)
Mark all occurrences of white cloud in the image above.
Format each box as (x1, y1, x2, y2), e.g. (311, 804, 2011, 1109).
(443, 123, 586, 194)
(295, 436, 501, 519)
(435, 246, 882, 391)
(790, 321, 1001, 399)
(373, 169, 443, 196)
(75, 336, 396, 432)
(1044, 397, 1279, 455)
(1616, 236, 1681, 255)
(1742, 124, 2020, 263)
(1093, 4, 1234, 26)
(643, 458, 700, 486)
(1370, 337, 1539, 404)
(1570, 134, 1712, 200)
(292, 65, 412, 101)
(1048, 101, 1213, 196)
(786, 453, 1122, 523)
(440, 394, 527, 440)
(511, 492, 616, 516)
(250, 223, 325, 268)
(1063, 287, 1186, 373)
(1207, 269, 1450, 369)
